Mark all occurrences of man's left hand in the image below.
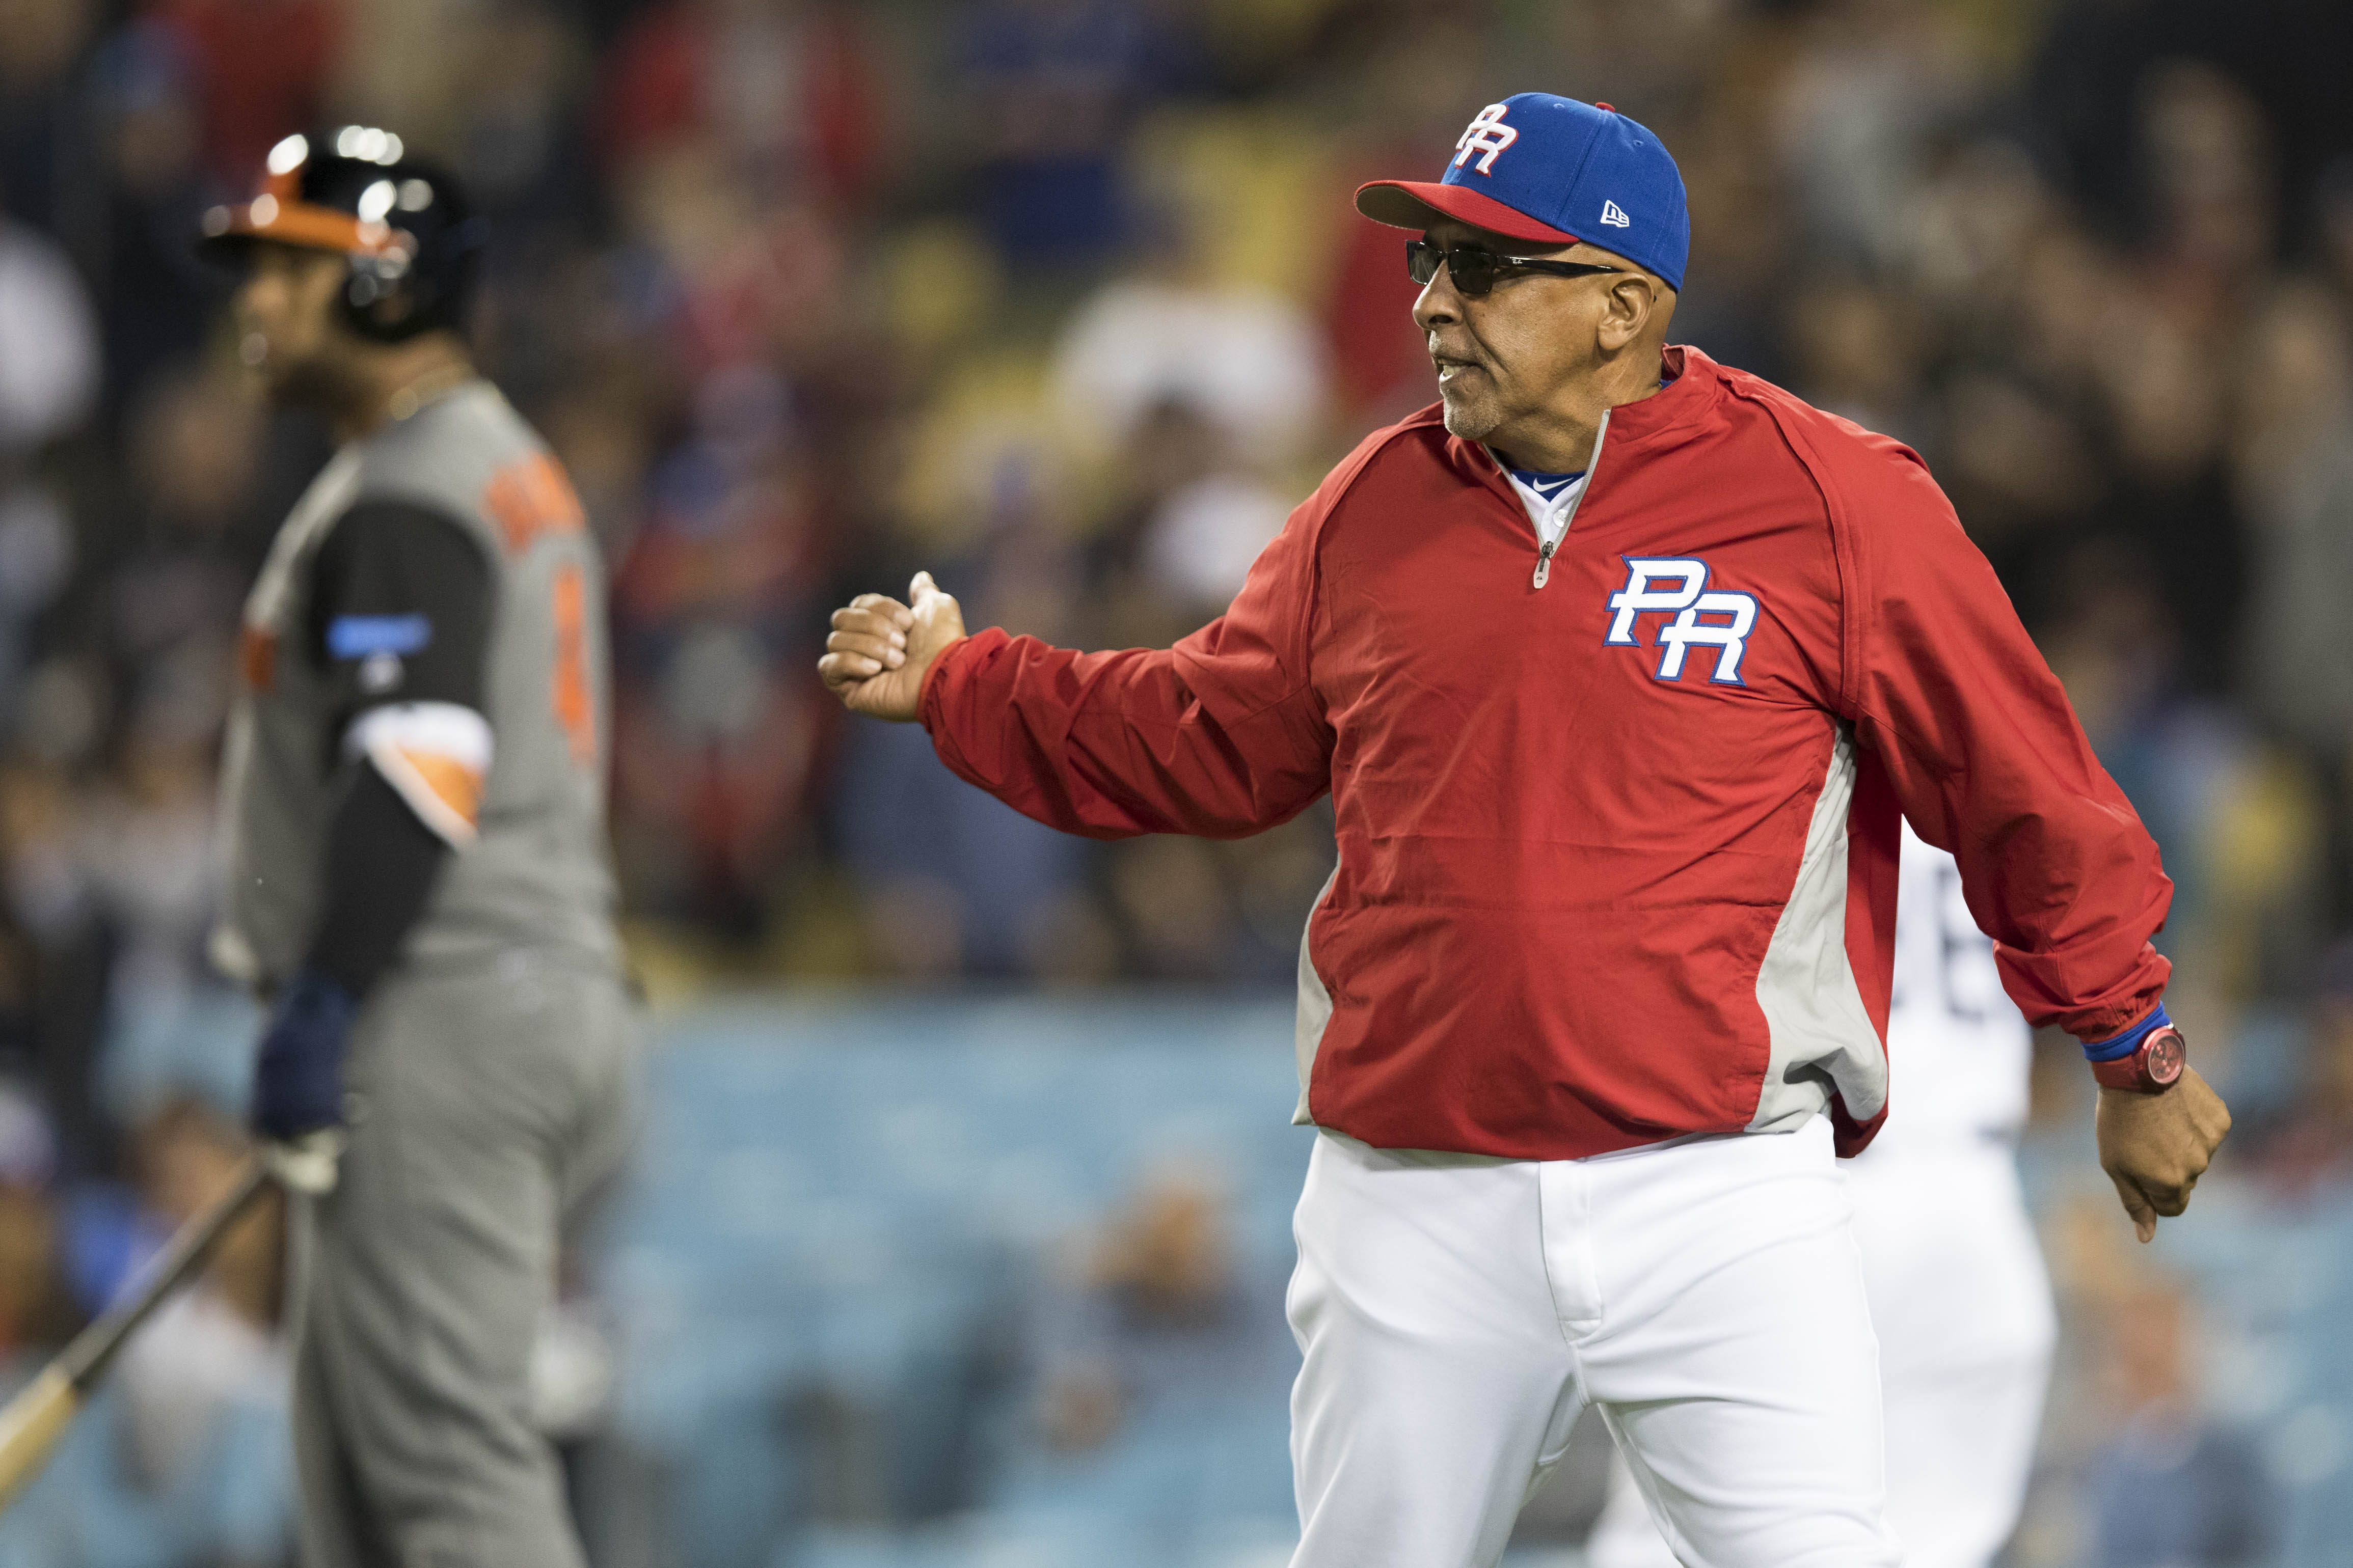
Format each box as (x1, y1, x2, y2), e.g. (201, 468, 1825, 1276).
(2096, 1066, 2231, 1243)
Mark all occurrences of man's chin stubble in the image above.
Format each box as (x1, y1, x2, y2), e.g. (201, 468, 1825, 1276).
(1439, 388, 1500, 443)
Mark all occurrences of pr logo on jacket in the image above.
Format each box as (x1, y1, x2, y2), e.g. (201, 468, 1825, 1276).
(1604, 557, 1758, 684)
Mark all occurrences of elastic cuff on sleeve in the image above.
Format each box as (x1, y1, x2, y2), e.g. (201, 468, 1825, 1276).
(916, 632, 982, 734)
(2082, 1002, 2170, 1062)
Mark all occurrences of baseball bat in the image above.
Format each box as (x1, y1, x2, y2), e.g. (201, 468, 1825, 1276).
(0, 1156, 273, 1512)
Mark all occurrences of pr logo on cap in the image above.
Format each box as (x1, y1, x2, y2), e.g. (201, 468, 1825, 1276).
(1453, 104, 1519, 177)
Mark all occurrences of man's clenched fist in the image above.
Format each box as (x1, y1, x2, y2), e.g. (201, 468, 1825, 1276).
(2096, 1065, 2232, 1244)
(819, 571, 968, 722)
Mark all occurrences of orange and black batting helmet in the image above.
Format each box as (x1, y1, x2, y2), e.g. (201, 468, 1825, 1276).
(199, 126, 487, 344)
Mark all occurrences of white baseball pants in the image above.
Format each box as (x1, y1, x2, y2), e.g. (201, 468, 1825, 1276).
(1587, 1138, 2054, 1568)
(1285, 1117, 1899, 1568)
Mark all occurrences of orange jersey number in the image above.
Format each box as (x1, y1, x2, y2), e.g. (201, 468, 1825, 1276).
(550, 563, 596, 767)
(482, 453, 598, 768)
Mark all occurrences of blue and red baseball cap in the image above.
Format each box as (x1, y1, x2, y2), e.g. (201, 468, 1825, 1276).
(1357, 93, 1689, 291)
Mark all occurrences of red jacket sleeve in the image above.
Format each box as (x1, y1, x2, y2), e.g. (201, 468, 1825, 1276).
(917, 490, 1334, 840)
(1812, 426, 2172, 1043)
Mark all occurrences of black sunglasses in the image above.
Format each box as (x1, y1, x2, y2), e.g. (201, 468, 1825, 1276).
(1405, 239, 1622, 297)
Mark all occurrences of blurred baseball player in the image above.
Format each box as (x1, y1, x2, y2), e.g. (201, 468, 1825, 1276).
(201, 128, 631, 1568)
(820, 93, 2230, 1566)
(1588, 821, 2056, 1568)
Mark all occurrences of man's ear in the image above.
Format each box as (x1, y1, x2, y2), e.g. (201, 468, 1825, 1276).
(1597, 275, 1658, 352)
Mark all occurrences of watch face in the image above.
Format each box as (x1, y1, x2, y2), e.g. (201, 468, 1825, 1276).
(2145, 1029, 2186, 1085)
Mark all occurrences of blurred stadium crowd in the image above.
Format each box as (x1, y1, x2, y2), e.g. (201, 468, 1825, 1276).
(1, 0, 2352, 1562)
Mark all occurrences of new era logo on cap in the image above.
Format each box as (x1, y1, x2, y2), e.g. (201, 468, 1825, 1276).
(1355, 92, 1691, 291)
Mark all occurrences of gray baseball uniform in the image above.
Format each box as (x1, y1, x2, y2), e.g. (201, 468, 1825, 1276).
(218, 380, 632, 1568)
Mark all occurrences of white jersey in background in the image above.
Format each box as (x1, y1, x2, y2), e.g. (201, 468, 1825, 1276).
(1588, 823, 2057, 1568)
(1870, 819, 2034, 1146)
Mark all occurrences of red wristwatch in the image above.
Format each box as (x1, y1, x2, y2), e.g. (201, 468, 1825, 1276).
(2090, 1024, 2188, 1093)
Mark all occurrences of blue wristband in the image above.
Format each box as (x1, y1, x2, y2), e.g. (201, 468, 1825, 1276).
(2082, 1003, 2170, 1063)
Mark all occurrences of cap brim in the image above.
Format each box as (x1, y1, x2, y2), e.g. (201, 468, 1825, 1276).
(1354, 180, 1580, 246)
(196, 200, 389, 262)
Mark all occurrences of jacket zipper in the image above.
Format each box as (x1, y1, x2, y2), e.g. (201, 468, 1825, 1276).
(1529, 407, 1612, 590)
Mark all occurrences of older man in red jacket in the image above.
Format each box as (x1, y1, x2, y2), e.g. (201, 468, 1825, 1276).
(822, 93, 2228, 1568)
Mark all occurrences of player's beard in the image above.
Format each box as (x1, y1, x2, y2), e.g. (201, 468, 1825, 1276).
(261, 344, 361, 419)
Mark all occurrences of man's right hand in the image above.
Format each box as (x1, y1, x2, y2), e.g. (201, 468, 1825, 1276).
(818, 571, 967, 722)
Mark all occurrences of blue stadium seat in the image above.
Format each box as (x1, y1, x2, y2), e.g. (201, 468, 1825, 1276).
(603, 998, 1311, 1564)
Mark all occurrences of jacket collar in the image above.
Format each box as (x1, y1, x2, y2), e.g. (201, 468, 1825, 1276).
(1603, 343, 1716, 449)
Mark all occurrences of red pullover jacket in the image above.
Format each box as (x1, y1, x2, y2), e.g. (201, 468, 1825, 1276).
(919, 346, 2171, 1160)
